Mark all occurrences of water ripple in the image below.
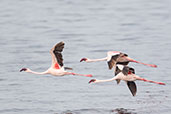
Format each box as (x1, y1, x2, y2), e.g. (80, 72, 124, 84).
(59, 108, 136, 114)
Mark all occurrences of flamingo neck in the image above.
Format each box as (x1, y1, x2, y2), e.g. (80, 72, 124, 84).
(87, 57, 107, 62)
(27, 69, 49, 75)
(95, 76, 118, 83)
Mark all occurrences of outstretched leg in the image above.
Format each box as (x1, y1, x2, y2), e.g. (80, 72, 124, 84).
(137, 77, 165, 85)
(126, 57, 157, 68)
(67, 72, 92, 77)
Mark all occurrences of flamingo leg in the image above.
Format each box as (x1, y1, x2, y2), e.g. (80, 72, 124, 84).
(69, 72, 92, 77)
(126, 57, 157, 68)
(138, 78, 165, 85)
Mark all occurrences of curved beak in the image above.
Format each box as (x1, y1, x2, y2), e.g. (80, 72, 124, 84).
(80, 58, 87, 62)
(89, 79, 96, 83)
(20, 68, 27, 72)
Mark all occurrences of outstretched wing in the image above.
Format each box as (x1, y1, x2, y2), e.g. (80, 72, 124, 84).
(116, 61, 129, 65)
(127, 81, 137, 96)
(129, 67, 135, 74)
(107, 55, 119, 69)
(122, 66, 135, 75)
(115, 66, 121, 84)
(53, 42, 64, 67)
(107, 51, 120, 69)
(50, 42, 64, 69)
(115, 65, 135, 84)
(107, 52, 129, 70)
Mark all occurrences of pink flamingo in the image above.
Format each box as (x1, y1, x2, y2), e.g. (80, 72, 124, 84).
(20, 42, 92, 77)
(80, 51, 157, 69)
(89, 64, 165, 96)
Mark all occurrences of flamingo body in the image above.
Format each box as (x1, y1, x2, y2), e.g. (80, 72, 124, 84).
(89, 64, 165, 96)
(20, 42, 92, 77)
(80, 51, 157, 69)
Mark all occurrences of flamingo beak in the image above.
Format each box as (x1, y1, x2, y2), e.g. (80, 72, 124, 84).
(80, 58, 87, 62)
(20, 68, 27, 72)
(89, 79, 96, 83)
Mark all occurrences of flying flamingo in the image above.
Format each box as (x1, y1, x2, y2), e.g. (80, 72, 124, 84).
(80, 51, 157, 69)
(89, 64, 165, 96)
(20, 42, 92, 77)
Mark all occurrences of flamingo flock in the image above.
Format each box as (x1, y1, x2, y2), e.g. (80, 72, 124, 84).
(80, 51, 165, 96)
(20, 41, 165, 96)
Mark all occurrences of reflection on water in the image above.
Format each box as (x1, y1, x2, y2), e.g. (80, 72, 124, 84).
(0, 0, 171, 114)
(112, 108, 136, 114)
(59, 108, 136, 114)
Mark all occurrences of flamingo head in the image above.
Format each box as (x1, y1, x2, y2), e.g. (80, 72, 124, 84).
(89, 79, 96, 83)
(80, 58, 88, 62)
(20, 68, 28, 72)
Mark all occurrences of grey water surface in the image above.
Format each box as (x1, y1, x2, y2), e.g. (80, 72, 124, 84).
(0, 0, 171, 114)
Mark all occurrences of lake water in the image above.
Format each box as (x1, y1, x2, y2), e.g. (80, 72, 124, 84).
(0, 0, 171, 114)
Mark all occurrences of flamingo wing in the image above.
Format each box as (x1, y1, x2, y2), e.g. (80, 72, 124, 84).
(50, 42, 64, 69)
(107, 51, 121, 69)
(127, 81, 137, 96)
(115, 65, 135, 84)
(115, 66, 122, 84)
(116, 53, 130, 63)
(122, 66, 135, 75)
(115, 66, 122, 75)
(120, 65, 136, 96)
(107, 52, 129, 69)
(107, 55, 118, 69)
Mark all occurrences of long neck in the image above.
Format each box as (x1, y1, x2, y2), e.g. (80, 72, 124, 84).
(95, 76, 118, 83)
(27, 69, 49, 75)
(87, 57, 107, 62)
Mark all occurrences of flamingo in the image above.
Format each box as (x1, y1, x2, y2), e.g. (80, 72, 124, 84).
(89, 64, 165, 96)
(80, 51, 157, 69)
(20, 41, 92, 77)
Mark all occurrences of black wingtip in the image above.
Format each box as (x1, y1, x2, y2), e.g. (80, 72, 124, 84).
(127, 81, 137, 96)
(64, 67, 73, 70)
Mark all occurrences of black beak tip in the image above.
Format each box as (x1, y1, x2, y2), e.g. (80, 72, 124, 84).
(20, 68, 27, 72)
(89, 79, 96, 83)
(80, 58, 87, 62)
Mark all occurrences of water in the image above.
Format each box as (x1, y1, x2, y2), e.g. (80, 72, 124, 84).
(0, 0, 171, 114)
